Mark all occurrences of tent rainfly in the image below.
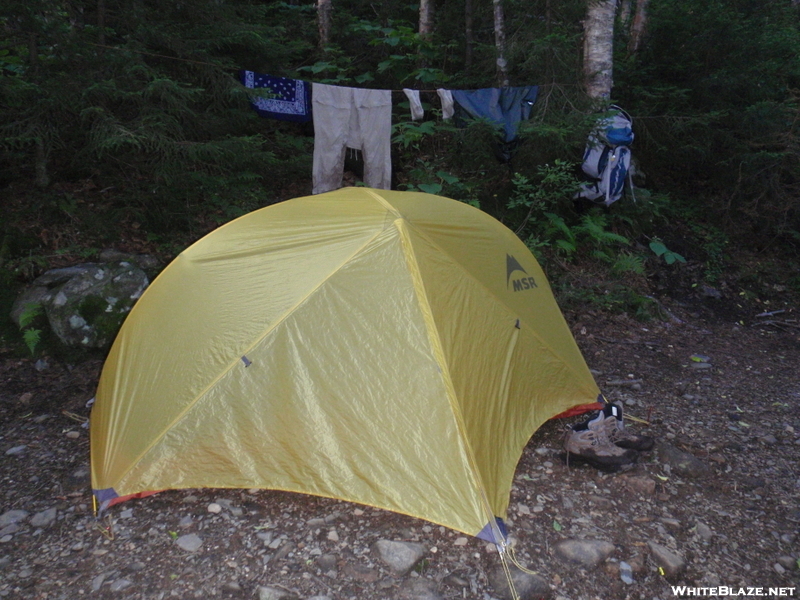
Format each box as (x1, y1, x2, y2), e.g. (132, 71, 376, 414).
(90, 188, 600, 543)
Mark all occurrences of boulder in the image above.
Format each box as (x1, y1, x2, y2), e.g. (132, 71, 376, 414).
(11, 253, 157, 349)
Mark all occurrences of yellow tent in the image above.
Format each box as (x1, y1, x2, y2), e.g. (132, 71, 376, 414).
(90, 188, 599, 541)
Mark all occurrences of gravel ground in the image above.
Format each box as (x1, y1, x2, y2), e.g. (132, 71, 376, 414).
(1, 294, 799, 600)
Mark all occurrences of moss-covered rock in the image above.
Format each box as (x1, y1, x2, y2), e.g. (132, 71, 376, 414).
(11, 257, 153, 349)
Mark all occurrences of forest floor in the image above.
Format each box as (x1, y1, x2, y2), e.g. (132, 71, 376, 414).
(1, 261, 799, 600)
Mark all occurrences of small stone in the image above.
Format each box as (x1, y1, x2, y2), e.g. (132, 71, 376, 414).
(4, 445, 27, 457)
(326, 529, 339, 542)
(66, 431, 80, 439)
(374, 539, 426, 576)
(30, 508, 57, 528)
(223, 582, 242, 592)
(488, 564, 551, 600)
(0, 510, 29, 527)
(398, 578, 443, 600)
(109, 578, 132, 592)
(0, 536, 12, 544)
(648, 541, 686, 577)
(341, 563, 379, 582)
(656, 441, 710, 479)
(175, 533, 203, 552)
(207, 503, 222, 514)
(453, 537, 468, 546)
(690, 362, 713, 370)
(553, 539, 615, 568)
(257, 585, 300, 600)
(272, 541, 295, 561)
(91, 574, 107, 591)
(774, 563, 786, 575)
(659, 517, 681, 530)
(119, 509, 133, 519)
(178, 515, 193, 528)
(777, 556, 797, 570)
(307, 518, 325, 528)
(619, 561, 634, 584)
(760, 435, 778, 446)
(316, 554, 338, 572)
(621, 475, 656, 496)
(695, 521, 713, 542)
(182, 495, 198, 503)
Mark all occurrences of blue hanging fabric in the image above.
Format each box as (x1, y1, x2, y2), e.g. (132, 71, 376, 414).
(240, 70, 312, 123)
(451, 86, 539, 142)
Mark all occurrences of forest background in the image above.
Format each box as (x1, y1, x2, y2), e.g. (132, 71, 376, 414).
(1, 0, 799, 355)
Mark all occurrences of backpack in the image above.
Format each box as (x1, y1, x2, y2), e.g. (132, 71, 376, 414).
(576, 106, 634, 206)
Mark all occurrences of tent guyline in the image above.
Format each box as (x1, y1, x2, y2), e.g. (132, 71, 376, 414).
(90, 187, 601, 554)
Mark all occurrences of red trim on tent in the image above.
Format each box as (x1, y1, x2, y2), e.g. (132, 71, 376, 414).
(106, 491, 161, 507)
(551, 401, 603, 419)
(101, 403, 603, 508)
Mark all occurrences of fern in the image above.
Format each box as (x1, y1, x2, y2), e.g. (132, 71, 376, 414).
(612, 252, 646, 275)
(18, 303, 44, 356)
(23, 329, 42, 356)
(18, 303, 42, 329)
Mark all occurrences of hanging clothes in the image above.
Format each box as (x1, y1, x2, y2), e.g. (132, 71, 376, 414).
(451, 86, 538, 142)
(437, 89, 455, 120)
(403, 89, 424, 121)
(311, 83, 392, 194)
(240, 71, 312, 123)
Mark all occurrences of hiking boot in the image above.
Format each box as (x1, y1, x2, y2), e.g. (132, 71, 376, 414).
(564, 411, 639, 472)
(600, 402, 655, 452)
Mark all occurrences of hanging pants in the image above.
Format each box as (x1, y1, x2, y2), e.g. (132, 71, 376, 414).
(312, 83, 392, 194)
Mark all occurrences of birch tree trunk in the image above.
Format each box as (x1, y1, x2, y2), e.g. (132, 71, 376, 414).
(493, 0, 508, 87)
(419, 0, 433, 39)
(583, 0, 618, 100)
(627, 0, 650, 55)
(317, 0, 332, 49)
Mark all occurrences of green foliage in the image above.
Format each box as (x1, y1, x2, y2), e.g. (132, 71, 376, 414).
(0, 0, 312, 235)
(649, 240, 686, 265)
(18, 302, 43, 356)
(616, 0, 800, 239)
(557, 281, 659, 321)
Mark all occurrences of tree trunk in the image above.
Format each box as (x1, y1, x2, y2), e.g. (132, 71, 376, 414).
(28, 32, 38, 73)
(419, 0, 433, 39)
(618, 0, 632, 26)
(627, 0, 649, 55)
(98, 0, 106, 46)
(34, 136, 50, 190)
(583, 0, 617, 101)
(493, 0, 508, 87)
(464, 0, 474, 71)
(317, 0, 332, 49)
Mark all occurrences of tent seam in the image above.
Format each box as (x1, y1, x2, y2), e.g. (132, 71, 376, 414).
(394, 209, 598, 397)
(108, 217, 396, 488)
(394, 217, 494, 530)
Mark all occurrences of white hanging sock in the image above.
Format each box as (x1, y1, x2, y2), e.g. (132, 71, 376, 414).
(403, 89, 424, 121)
(437, 89, 455, 119)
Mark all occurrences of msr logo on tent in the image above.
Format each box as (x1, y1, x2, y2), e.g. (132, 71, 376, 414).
(506, 254, 537, 292)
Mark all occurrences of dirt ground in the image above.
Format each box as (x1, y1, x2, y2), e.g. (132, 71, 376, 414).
(1, 285, 799, 600)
